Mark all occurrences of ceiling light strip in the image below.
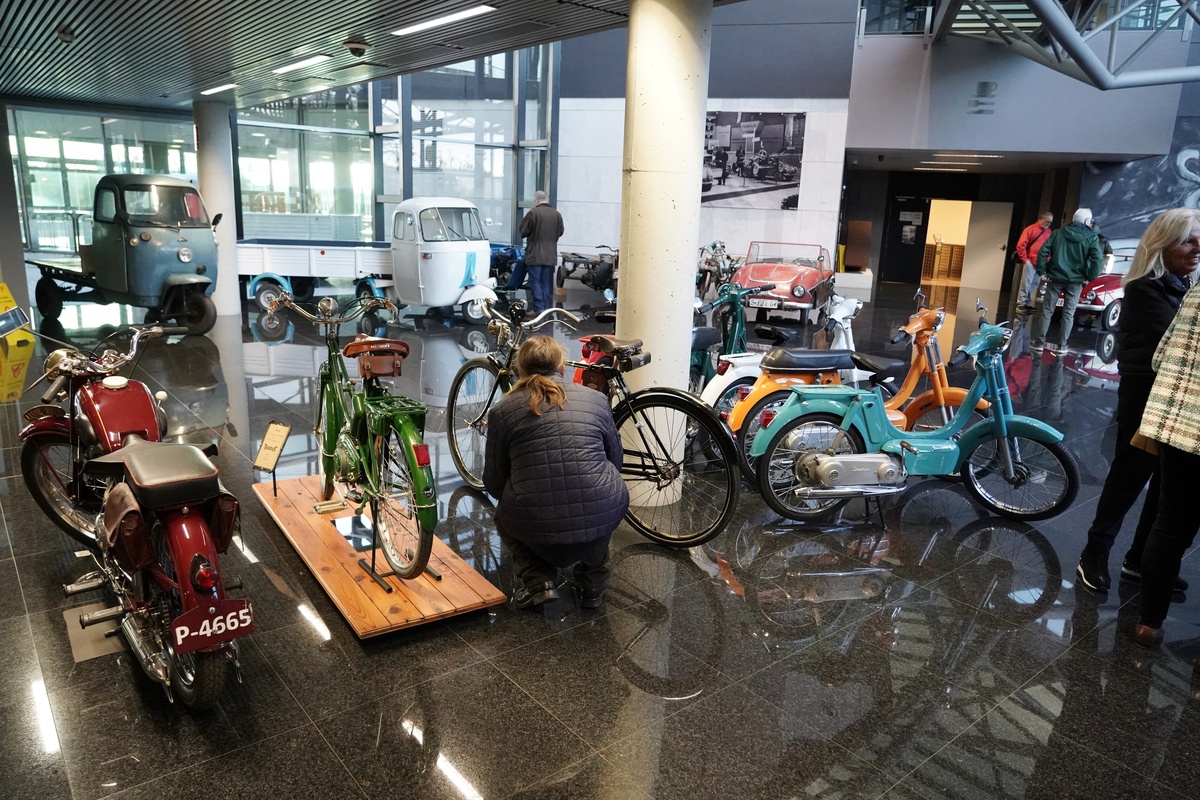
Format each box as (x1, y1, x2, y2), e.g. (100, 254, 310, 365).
(272, 55, 331, 74)
(200, 83, 237, 96)
(392, 5, 497, 36)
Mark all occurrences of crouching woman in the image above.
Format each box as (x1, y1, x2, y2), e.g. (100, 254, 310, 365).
(483, 335, 629, 610)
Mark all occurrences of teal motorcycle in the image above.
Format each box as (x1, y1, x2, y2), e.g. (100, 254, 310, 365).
(751, 317, 1079, 521)
(690, 281, 776, 393)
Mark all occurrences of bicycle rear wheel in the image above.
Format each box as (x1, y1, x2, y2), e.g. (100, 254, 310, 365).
(373, 428, 435, 579)
(446, 358, 505, 490)
(613, 392, 739, 547)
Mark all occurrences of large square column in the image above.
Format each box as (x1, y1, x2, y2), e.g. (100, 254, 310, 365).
(193, 101, 242, 315)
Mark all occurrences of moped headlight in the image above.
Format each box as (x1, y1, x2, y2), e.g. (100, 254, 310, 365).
(44, 348, 71, 375)
(178, 247, 193, 263)
(791, 286, 807, 298)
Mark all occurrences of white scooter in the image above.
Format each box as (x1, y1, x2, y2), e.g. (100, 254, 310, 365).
(700, 293, 865, 416)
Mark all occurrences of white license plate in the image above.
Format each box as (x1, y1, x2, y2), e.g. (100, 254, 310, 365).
(173, 598, 255, 654)
(747, 297, 780, 308)
(746, 341, 772, 352)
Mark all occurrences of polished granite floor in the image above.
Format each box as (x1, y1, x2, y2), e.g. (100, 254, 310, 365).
(2, 280, 1199, 800)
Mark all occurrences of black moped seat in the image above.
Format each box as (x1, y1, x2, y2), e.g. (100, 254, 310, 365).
(691, 326, 722, 351)
(87, 441, 219, 509)
(850, 352, 907, 381)
(761, 348, 856, 372)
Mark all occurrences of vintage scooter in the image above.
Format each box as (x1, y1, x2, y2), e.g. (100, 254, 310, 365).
(19, 321, 252, 710)
(700, 292, 868, 417)
(689, 281, 778, 394)
(750, 304, 1080, 522)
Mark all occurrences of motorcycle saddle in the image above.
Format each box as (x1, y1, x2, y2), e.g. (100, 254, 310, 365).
(849, 352, 907, 381)
(761, 348, 856, 372)
(691, 327, 722, 351)
(586, 334, 643, 356)
(87, 441, 219, 509)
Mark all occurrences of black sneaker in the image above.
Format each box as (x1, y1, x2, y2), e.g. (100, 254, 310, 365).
(513, 581, 560, 609)
(1076, 547, 1111, 593)
(1120, 561, 1189, 592)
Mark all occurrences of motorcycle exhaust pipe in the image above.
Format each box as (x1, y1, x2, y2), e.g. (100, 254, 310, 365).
(790, 485, 906, 499)
(120, 615, 170, 686)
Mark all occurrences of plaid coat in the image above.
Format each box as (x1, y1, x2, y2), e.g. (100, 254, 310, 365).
(1140, 284, 1200, 455)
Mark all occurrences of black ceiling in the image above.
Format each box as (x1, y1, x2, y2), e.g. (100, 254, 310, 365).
(0, 0, 719, 115)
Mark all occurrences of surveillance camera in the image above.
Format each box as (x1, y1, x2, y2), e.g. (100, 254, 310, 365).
(344, 39, 368, 58)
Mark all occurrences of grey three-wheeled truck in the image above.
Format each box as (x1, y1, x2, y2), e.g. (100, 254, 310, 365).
(29, 174, 221, 335)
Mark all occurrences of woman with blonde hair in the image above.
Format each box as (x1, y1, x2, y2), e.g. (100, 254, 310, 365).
(1076, 208, 1200, 593)
(483, 335, 628, 610)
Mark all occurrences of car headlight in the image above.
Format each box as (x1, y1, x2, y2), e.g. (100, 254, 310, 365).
(178, 247, 193, 263)
(1086, 289, 1097, 301)
(791, 286, 807, 298)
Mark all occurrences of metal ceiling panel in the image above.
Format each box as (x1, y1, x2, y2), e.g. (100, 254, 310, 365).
(1, 0, 742, 113)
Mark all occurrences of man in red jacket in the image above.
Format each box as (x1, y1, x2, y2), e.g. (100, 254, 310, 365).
(1015, 211, 1054, 317)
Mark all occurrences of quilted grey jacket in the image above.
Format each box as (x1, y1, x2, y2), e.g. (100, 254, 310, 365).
(483, 375, 628, 545)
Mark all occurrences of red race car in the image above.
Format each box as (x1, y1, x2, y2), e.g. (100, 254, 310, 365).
(729, 241, 836, 323)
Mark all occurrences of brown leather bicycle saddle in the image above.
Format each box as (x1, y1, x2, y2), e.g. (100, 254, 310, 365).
(586, 334, 643, 355)
(343, 334, 410, 359)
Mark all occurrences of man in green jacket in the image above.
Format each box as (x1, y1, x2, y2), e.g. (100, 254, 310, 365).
(1033, 207, 1104, 354)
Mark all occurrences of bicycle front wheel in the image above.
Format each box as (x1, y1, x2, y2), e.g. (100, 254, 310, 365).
(446, 358, 505, 490)
(614, 393, 739, 547)
(960, 435, 1079, 520)
(373, 428, 435, 579)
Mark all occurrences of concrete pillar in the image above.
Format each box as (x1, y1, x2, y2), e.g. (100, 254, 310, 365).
(0, 104, 30, 311)
(617, 0, 712, 390)
(193, 101, 241, 315)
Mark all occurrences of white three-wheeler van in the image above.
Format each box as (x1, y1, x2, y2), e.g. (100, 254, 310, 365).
(390, 197, 497, 321)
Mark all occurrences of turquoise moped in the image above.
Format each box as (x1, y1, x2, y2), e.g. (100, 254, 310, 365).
(750, 317, 1079, 521)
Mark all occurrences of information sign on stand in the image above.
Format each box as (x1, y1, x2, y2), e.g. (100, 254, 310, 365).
(252, 421, 291, 497)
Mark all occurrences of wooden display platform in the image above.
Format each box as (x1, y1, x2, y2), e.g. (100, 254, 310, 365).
(253, 476, 506, 638)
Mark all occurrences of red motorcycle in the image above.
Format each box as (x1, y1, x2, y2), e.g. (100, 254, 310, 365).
(20, 324, 252, 710)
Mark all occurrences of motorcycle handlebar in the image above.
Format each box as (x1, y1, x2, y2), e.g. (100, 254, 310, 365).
(697, 302, 714, 315)
(159, 326, 189, 336)
(889, 330, 909, 345)
(274, 291, 392, 326)
(749, 284, 776, 294)
(948, 350, 969, 367)
(41, 374, 68, 404)
(595, 310, 617, 326)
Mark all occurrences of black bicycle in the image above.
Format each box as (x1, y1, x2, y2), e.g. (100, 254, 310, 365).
(445, 299, 740, 547)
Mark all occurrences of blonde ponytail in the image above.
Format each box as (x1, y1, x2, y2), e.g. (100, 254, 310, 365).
(513, 335, 568, 416)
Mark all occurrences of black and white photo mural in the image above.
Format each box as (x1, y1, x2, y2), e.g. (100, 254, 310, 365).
(1082, 116, 1200, 243)
(702, 111, 805, 209)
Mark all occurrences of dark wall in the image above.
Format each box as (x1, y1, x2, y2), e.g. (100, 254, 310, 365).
(559, 0, 856, 99)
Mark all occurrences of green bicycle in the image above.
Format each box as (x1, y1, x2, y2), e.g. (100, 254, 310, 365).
(270, 293, 437, 579)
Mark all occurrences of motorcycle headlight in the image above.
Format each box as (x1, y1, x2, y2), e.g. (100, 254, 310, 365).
(791, 286, 807, 298)
(178, 247, 193, 263)
(44, 348, 71, 375)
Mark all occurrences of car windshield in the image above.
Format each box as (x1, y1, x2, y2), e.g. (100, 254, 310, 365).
(418, 207, 485, 242)
(746, 242, 827, 266)
(122, 185, 210, 227)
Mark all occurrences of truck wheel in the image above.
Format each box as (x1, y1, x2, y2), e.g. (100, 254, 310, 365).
(144, 308, 161, 324)
(556, 265, 568, 288)
(291, 278, 315, 302)
(356, 282, 376, 302)
(181, 293, 217, 335)
(254, 281, 284, 312)
(35, 278, 63, 319)
(461, 299, 487, 323)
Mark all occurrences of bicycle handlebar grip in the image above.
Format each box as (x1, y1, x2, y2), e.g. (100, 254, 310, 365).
(41, 374, 68, 404)
(160, 327, 189, 336)
(698, 302, 714, 315)
(948, 350, 969, 367)
(595, 310, 617, 325)
(752, 284, 777, 293)
(889, 330, 908, 345)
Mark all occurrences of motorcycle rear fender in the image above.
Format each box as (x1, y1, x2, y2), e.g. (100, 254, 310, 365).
(459, 284, 498, 304)
(747, 390, 860, 458)
(727, 373, 836, 432)
(158, 509, 227, 612)
(902, 387, 990, 428)
(953, 415, 1065, 472)
(388, 415, 439, 534)
(19, 414, 70, 442)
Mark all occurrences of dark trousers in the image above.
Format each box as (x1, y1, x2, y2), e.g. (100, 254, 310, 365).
(498, 521, 612, 593)
(1084, 375, 1158, 562)
(527, 264, 554, 313)
(1138, 443, 1200, 627)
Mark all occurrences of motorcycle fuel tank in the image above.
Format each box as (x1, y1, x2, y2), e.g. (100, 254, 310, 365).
(75, 377, 161, 452)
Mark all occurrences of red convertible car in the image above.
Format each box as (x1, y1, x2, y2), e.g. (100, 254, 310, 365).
(729, 241, 836, 323)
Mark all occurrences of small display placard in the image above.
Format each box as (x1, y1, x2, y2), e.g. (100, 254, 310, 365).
(253, 421, 292, 472)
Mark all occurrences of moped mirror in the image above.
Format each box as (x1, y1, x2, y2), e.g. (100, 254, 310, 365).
(211, 212, 223, 228)
(913, 288, 926, 308)
(0, 306, 30, 338)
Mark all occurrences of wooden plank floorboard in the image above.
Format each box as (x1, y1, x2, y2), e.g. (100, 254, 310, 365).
(253, 478, 505, 637)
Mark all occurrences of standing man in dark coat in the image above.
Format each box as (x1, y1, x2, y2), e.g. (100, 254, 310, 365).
(713, 147, 729, 185)
(518, 190, 564, 314)
(1033, 207, 1104, 354)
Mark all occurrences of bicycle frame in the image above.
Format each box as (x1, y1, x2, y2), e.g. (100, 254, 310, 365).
(748, 324, 1063, 480)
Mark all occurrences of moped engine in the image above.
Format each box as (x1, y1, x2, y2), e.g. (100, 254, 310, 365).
(796, 452, 905, 487)
(331, 432, 361, 481)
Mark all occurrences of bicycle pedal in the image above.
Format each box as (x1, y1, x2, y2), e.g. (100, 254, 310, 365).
(313, 498, 347, 514)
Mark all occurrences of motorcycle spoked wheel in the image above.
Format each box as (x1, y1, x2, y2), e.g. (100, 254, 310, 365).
(147, 535, 229, 710)
(960, 435, 1079, 521)
(21, 431, 100, 550)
